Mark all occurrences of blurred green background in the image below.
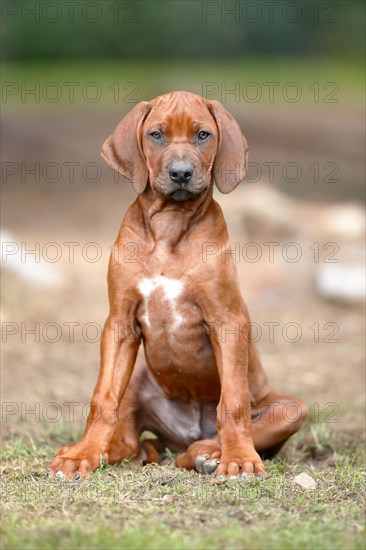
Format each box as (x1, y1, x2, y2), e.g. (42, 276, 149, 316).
(2, 0, 365, 60)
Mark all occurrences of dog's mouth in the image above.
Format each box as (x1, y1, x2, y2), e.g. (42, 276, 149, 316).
(169, 189, 196, 202)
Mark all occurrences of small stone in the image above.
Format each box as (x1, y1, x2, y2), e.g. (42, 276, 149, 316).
(293, 472, 317, 490)
(161, 494, 174, 504)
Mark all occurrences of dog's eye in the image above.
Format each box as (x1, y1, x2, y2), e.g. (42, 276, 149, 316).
(197, 131, 210, 141)
(150, 131, 162, 141)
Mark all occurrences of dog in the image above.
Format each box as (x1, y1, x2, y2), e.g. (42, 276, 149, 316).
(48, 91, 307, 480)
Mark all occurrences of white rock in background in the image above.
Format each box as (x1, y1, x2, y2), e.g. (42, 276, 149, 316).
(293, 472, 317, 490)
(314, 204, 365, 304)
(0, 229, 62, 287)
(316, 263, 365, 303)
(320, 204, 365, 241)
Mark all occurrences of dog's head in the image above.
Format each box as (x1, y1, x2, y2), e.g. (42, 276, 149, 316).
(102, 91, 248, 201)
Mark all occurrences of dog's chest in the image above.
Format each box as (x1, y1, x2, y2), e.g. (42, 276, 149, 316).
(136, 275, 190, 334)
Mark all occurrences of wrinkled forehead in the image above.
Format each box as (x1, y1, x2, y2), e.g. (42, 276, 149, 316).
(144, 92, 217, 136)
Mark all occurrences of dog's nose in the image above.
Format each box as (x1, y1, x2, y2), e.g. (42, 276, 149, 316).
(169, 162, 193, 184)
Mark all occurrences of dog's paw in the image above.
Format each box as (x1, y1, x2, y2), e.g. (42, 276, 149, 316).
(195, 449, 267, 481)
(47, 442, 107, 480)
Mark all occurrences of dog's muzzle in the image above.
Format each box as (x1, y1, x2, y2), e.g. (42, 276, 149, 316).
(167, 160, 198, 202)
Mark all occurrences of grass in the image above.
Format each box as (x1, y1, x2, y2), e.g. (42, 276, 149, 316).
(2, 57, 364, 112)
(1, 422, 365, 550)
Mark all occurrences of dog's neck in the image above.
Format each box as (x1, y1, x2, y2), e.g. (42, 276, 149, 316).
(137, 184, 214, 250)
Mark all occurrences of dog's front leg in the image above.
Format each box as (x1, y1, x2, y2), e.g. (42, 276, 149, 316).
(48, 315, 140, 479)
(209, 317, 267, 479)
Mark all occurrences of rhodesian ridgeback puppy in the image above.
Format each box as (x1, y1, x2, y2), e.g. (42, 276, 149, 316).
(48, 91, 307, 480)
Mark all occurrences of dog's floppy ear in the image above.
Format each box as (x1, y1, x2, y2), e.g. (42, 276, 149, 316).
(207, 100, 249, 194)
(101, 101, 151, 193)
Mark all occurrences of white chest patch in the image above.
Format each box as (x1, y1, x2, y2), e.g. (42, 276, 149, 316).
(137, 276, 184, 329)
